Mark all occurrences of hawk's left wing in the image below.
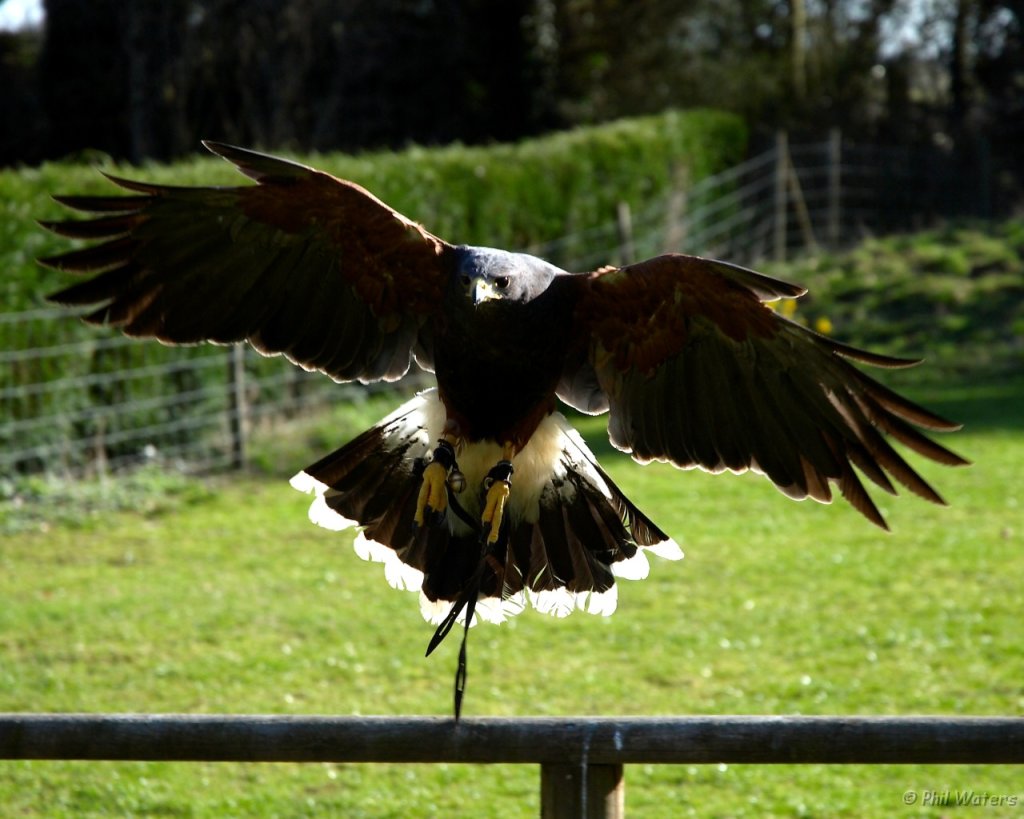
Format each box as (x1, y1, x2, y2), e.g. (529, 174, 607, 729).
(558, 253, 968, 529)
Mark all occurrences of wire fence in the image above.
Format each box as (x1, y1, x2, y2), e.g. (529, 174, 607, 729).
(0, 131, 1003, 479)
(0, 318, 378, 476)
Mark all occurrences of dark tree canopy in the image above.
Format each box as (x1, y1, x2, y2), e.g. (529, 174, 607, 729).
(0, 0, 1020, 179)
(31, 0, 550, 162)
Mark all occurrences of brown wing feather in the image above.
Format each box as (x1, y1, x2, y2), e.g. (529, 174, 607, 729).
(565, 253, 968, 529)
(41, 142, 453, 384)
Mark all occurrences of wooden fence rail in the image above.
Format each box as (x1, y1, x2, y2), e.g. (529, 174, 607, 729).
(2, 715, 1022, 817)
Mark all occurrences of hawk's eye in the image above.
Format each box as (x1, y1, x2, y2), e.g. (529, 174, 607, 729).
(495, 277, 510, 289)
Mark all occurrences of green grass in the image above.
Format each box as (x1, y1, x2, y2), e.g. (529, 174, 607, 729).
(1, 379, 1022, 817)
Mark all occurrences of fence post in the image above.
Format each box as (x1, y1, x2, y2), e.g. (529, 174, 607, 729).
(228, 345, 247, 470)
(92, 415, 108, 476)
(828, 128, 842, 249)
(662, 163, 689, 253)
(541, 762, 624, 819)
(615, 201, 635, 266)
(773, 131, 789, 262)
(787, 157, 819, 255)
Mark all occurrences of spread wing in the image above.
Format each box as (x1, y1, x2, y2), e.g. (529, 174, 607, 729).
(40, 142, 453, 383)
(560, 253, 968, 529)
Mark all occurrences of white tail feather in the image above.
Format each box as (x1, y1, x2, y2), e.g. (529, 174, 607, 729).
(292, 389, 682, 627)
(610, 549, 650, 580)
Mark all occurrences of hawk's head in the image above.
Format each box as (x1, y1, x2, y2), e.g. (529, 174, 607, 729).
(454, 246, 562, 306)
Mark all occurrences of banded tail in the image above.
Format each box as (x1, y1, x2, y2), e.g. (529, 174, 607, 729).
(290, 390, 682, 627)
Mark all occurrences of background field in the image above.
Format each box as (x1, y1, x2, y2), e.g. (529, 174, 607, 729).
(2, 371, 1021, 816)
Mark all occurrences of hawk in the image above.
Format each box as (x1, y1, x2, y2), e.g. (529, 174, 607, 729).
(41, 142, 966, 715)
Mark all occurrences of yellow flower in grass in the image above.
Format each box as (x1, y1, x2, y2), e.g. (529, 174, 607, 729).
(777, 299, 798, 318)
(815, 316, 833, 334)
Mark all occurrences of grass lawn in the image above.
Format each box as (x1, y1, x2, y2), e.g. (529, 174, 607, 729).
(1, 378, 1021, 817)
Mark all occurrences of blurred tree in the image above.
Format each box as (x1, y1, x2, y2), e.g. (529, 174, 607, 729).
(0, 0, 1015, 193)
(35, 0, 550, 161)
(38, 0, 131, 159)
(536, 0, 904, 139)
(973, 0, 1023, 141)
(0, 27, 45, 165)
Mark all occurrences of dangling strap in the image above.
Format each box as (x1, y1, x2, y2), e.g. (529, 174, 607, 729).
(422, 454, 514, 721)
(425, 571, 478, 656)
(446, 488, 479, 532)
(453, 586, 478, 720)
(425, 547, 488, 721)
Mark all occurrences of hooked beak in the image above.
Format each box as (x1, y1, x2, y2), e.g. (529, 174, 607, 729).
(468, 276, 501, 306)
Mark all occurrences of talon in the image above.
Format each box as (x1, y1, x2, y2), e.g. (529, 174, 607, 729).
(414, 438, 461, 531)
(414, 461, 450, 530)
(481, 477, 511, 545)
